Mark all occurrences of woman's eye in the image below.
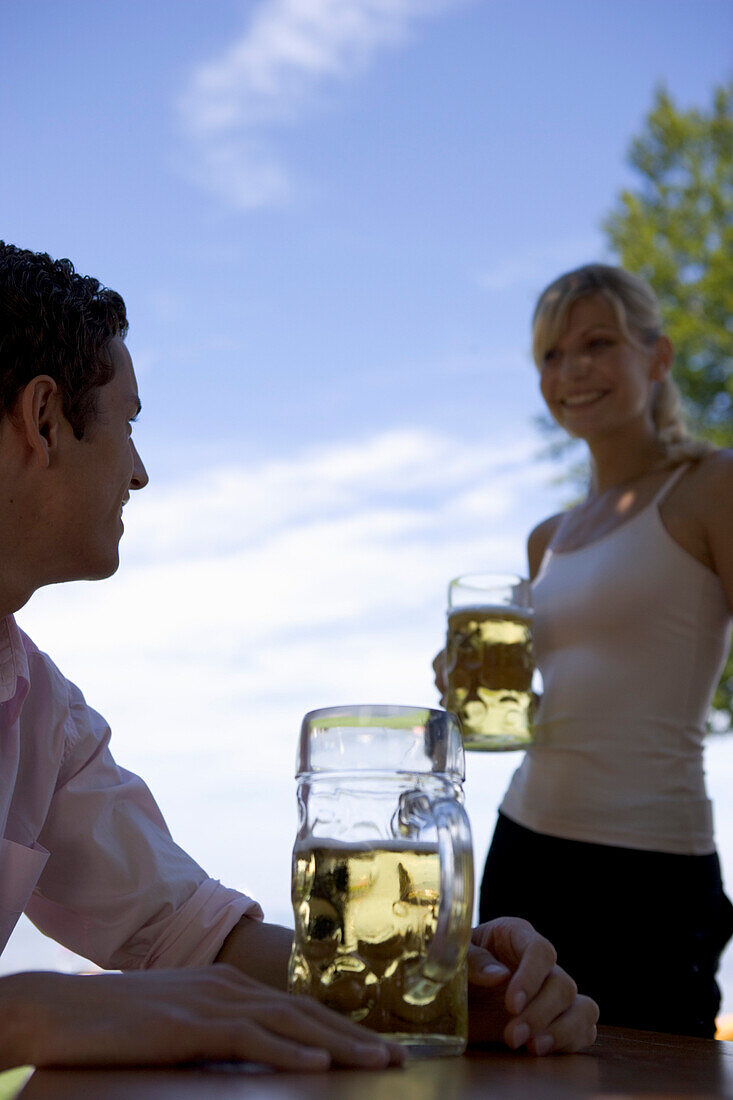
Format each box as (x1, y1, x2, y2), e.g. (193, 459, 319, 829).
(588, 338, 612, 351)
(543, 349, 559, 365)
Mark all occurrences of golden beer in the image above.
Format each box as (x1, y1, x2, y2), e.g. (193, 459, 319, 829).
(288, 841, 468, 1054)
(445, 605, 534, 750)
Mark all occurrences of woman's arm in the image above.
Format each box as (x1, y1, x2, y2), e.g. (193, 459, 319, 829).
(701, 449, 733, 614)
(527, 514, 563, 580)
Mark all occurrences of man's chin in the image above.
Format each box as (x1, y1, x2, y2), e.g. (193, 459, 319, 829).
(45, 556, 119, 591)
(78, 552, 121, 582)
(92, 558, 120, 581)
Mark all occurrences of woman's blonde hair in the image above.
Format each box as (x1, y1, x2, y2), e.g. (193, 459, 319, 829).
(532, 263, 714, 466)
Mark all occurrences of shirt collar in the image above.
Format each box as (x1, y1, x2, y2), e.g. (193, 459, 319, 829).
(0, 616, 30, 705)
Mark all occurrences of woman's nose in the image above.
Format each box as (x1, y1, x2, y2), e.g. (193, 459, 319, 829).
(562, 351, 591, 377)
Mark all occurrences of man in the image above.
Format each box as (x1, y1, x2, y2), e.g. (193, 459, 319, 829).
(0, 243, 598, 1071)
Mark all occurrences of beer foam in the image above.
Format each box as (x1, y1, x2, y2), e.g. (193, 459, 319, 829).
(447, 603, 533, 622)
(294, 838, 440, 855)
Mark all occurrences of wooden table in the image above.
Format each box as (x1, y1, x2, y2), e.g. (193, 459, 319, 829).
(16, 1027, 733, 1099)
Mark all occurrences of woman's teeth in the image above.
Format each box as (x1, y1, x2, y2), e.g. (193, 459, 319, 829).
(562, 391, 605, 407)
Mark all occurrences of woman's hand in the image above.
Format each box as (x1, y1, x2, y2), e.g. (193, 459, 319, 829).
(432, 648, 448, 706)
(466, 917, 599, 1055)
(2, 966, 405, 1072)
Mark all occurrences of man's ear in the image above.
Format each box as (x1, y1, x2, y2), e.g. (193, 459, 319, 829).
(650, 335, 673, 382)
(19, 376, 64, 468)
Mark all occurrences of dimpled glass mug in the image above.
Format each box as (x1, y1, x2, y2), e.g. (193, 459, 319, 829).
(287, 705, 474, 1058)
(445, 573, 536, 751)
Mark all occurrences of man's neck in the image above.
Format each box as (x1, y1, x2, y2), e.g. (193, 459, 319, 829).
(0, 584, 31, 622)
(0, 525, 36, 620)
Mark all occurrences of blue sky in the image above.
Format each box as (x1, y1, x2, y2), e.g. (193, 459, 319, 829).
(4, 0, 731, 469)
(3, 0, 733, 1009)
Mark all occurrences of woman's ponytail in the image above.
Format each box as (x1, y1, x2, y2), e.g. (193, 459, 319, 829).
(653, 374, 715, 465)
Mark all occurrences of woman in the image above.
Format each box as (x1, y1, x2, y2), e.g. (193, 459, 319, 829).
(452, 264, 733, 1037)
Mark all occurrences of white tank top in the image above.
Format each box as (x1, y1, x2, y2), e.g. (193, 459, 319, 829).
(500, 464, 732, 855)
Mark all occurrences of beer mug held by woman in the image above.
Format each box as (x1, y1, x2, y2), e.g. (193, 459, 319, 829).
(444, 573, 537, 751)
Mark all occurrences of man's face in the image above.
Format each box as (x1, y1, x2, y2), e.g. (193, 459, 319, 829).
(59, 336, 148, 580)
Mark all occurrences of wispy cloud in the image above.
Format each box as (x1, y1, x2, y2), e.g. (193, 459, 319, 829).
(12, 425, 557, 958)
(117, 426, 532, 562)
(12, 427, 733, 983)
(179, 0, 461, 209)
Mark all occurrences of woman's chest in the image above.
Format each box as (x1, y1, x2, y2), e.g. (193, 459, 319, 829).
(552, 474, 711, 570)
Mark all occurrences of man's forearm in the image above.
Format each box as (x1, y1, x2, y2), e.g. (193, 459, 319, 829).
(214, 918, 294, 989)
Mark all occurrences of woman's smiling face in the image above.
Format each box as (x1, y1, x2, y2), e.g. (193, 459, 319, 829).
(538, 292, 667, 441)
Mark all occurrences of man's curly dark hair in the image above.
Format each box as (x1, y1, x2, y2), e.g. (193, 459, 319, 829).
(0, 242, 128, 439)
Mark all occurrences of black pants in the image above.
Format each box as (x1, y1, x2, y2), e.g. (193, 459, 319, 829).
(479, 812, 733, 1038)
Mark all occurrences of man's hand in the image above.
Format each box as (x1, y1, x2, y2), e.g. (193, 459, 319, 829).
(466, 918, 599, 1055)
(2, 967, 405, 1073)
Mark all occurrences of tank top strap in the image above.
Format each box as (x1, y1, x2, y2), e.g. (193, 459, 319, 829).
(650, 463, 690, 507)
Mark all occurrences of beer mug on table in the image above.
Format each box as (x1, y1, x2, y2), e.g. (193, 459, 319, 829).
(445, 573, 535, 751)
(288, 705, 474, 1057)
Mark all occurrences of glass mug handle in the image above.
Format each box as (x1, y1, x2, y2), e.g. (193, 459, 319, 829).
(400, 795, 474, 1003)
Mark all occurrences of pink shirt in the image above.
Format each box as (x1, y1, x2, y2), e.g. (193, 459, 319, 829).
(0, 615, 262, 969)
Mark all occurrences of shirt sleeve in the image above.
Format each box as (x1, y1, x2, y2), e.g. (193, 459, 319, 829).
(24, 665, 262, 971)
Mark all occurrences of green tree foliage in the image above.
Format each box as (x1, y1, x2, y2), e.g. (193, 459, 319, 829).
(604, 82, 733, 731)
(713, 657, 733, 732)
(604, 82, 733, 446)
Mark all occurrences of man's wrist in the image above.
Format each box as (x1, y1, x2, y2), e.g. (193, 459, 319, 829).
(214, 918, 294, 990)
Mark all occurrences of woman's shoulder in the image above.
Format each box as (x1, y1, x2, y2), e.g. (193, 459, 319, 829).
(653, 451, 732, 577)
(698, 447, 733, 477)
(527, 513, 564, 578)
(680, 448, 733, 500)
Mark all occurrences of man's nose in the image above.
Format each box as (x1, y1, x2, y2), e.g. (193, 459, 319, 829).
(130, 441, 149, 490)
